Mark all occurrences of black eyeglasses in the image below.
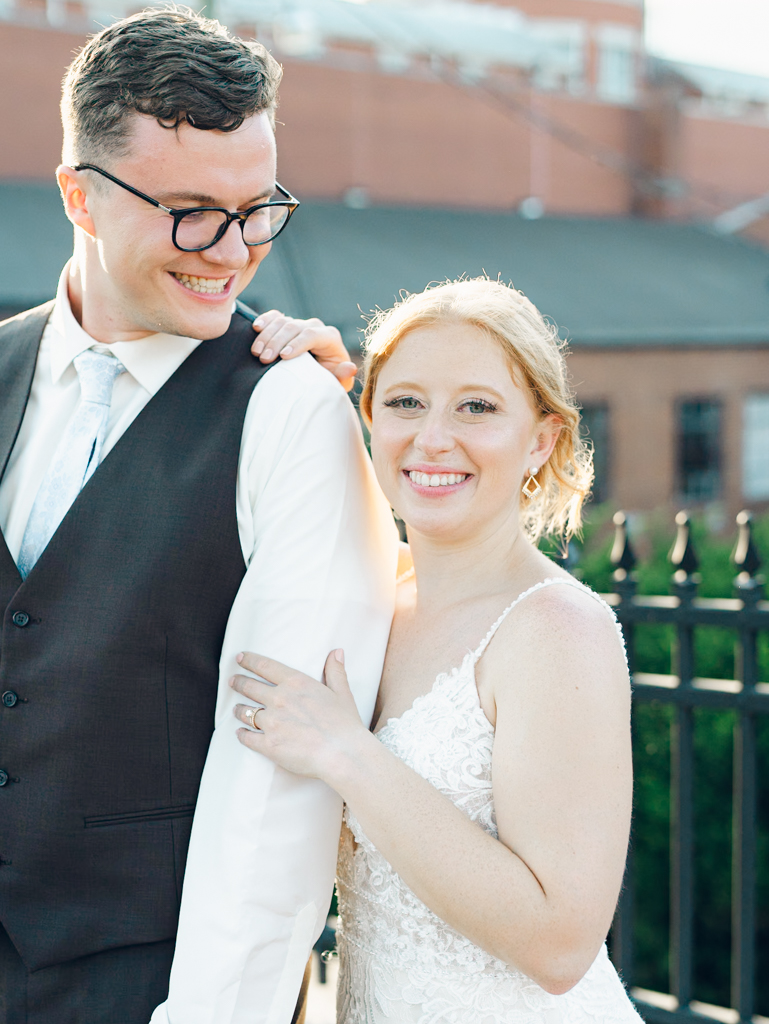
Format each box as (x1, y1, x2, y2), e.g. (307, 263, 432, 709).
(73, 163, 300, 252)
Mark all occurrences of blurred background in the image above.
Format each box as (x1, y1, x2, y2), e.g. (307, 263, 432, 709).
(1, 2, 768, 1020)
(0, 0, 768, 522)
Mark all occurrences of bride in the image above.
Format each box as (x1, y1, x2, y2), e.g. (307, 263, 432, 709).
(231, 278, 642, 1022)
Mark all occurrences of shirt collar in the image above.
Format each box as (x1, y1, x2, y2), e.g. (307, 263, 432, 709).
(49, 263, 203, 396)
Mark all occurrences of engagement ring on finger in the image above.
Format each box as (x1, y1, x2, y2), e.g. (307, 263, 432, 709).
(245, 706, 262, 729)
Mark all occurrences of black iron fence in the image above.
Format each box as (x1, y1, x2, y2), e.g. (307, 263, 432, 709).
(604, 509, 769, 1024)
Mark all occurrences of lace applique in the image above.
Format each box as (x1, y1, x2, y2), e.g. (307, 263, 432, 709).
(336, 577, 642, 1023)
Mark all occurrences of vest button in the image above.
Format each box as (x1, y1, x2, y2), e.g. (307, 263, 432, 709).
(11, 611, 30, 628)
(0, 770, 8, 786)
(2, 691, 18, 707)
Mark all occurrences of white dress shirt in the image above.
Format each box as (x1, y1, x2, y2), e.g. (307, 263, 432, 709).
(0, 265, 398, 1024)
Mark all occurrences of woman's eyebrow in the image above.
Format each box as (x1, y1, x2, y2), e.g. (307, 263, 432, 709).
(381, 382, 507, 401)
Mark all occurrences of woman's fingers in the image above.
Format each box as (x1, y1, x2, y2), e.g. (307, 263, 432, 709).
(323, 648, 350, 695)
(258, 322, 305, 361)
(229, 673, 273, 706)
(250, 311, 356, 390)
(235, 651, 297, 683)
(234, 702, 266, 730)
(236, 726, 267, 752)
(250, 310, 284, 356)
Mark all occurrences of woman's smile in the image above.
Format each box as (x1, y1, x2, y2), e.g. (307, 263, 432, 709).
(403, 468, 472, 493)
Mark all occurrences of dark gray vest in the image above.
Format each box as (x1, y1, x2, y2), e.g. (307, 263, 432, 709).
(0, 302, 273, 970)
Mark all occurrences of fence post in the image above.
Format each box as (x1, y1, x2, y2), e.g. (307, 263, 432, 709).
(668, 511, 699, 1011)
(731, 511, 763, 1022)
(609, 511, 637, 982)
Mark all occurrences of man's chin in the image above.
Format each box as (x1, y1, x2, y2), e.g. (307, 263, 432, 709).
(159, 299, 236, 341)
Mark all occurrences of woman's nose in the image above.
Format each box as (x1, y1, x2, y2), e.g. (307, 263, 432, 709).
(414, 412, 454, 455)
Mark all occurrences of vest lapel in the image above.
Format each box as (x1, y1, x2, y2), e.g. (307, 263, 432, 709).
(0, 302, 52, 481)
(0, 302, 53, 586)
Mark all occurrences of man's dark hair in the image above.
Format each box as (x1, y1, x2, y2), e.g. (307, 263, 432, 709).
(61, 5, 283, 163)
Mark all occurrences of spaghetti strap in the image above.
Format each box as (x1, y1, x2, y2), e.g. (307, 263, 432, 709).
(472, 576, 624, 662)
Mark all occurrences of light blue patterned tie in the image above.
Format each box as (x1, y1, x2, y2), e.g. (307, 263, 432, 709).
(17, 349, 125, 579)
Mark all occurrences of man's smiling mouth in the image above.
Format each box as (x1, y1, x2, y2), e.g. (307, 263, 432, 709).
(172, 272, 230, 295)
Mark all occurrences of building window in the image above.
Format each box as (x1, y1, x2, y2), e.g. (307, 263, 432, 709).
(580, 403, 610, 504)
(596, 26, 638, 104)
(743, 394, 769, 501)
(678, 399, 722, 502)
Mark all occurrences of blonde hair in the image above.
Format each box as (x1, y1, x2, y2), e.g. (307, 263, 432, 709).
(360, 278, 594, 543)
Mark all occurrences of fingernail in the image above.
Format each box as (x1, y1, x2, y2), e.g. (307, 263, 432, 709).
(281, 346, 293, 356)
(262, 349, 273, 360)
(229, 676, 235, 687)
(334, 648, 345, 664)
(254, 318, 264, 328)
(236, 653, 243, 664)
(254, 342, 264, 355)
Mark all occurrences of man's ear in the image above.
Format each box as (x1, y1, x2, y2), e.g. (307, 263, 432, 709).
(57, 166, 97, 238)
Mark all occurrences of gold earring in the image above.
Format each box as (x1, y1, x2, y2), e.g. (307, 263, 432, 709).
(522, 466, 542, 499)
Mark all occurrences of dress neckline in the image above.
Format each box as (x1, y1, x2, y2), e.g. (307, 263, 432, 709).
(374, 576, 591, 738)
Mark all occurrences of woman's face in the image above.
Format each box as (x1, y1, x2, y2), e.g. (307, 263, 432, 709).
(370, 322, 560, 545)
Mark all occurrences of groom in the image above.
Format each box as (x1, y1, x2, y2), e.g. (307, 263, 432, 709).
(0, 8, 397, 1024)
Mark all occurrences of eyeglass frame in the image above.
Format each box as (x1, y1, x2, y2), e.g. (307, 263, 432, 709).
(72, 163, 300, 252)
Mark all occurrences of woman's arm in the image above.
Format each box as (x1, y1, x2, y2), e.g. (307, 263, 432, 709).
(232, 585, 632, 995)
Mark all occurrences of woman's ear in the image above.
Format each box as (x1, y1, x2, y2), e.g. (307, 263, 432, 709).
(529, 414, 562, 468)
(57, 166, 98, 238)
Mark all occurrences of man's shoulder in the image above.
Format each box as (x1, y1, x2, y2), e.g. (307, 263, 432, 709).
(256, 351, 349, 407)
(228, 303, 351, 414)
(0, 300, 55, 337)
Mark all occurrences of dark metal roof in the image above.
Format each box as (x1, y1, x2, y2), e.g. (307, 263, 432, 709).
(3, 182, 769, 348)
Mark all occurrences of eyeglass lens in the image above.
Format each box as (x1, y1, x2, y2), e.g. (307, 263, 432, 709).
(175, 204, 291, 250)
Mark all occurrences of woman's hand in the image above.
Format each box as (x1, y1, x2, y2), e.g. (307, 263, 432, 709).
(251, 310, 357, 391)
(231, 649, 371, 782)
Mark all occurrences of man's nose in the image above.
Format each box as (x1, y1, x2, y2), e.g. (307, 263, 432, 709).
(203, 219, 251, 268)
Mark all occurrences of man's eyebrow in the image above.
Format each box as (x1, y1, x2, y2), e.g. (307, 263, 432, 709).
(156, 187, 277, 207)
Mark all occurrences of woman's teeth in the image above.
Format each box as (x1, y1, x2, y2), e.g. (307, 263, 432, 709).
(409, 471, 468, 488)
(173, 273, 228, 294)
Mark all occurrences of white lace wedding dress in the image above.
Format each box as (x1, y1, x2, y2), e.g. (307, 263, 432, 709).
(336, 577, 643, 1023)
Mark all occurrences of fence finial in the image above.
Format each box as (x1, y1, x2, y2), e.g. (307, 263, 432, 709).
(732, 510, 763, 585)
(670, 510, 699, 581)
(610, 511, 636, 580)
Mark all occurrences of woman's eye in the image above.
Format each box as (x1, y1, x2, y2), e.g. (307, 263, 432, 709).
(460, 399, 497, 415)
(384, 396, 422, 411)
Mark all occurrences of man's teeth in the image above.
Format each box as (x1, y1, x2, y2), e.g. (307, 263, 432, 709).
(173, 273, 228, 295)
(408, 471, 468, 488)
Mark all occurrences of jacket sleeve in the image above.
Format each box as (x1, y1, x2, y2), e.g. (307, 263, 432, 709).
(150, 355, 398, 1024)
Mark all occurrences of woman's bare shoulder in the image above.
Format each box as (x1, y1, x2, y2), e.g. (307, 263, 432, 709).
(482, 576, 629, 702)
